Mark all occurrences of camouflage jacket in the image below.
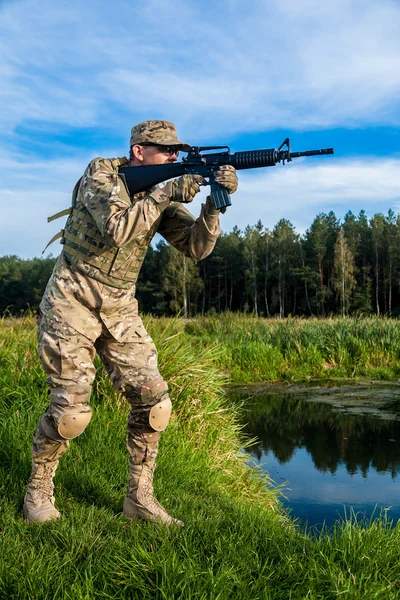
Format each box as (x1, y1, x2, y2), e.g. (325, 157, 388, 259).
(39, 157, 220, 341)
(61, 157, 220, 288)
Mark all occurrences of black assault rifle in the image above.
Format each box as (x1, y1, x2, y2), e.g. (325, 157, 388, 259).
(119, 138, 334, 210)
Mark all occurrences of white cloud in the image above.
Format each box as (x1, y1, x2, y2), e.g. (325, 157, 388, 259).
(0, 0, 399, 139)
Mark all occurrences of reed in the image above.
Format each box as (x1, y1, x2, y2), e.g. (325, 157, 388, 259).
(185, 314, 400, 383)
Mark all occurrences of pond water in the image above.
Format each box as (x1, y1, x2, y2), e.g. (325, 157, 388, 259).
(231, 381, 400, 529)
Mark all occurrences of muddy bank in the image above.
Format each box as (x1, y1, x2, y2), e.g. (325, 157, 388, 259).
(230, 379, 400, 420)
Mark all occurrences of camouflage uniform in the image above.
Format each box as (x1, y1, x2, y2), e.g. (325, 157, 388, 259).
(23, 121, 227, 526)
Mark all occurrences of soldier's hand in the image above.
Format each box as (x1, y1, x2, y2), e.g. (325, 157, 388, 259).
(214, 165, 238, 195)
(165, 175, 204, 203)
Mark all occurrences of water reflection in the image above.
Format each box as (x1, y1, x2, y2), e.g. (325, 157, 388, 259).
(231, 382, 400, 528)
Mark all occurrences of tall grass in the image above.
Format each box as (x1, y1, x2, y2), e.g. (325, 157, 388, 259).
(1, 316, 400, 598)
(185, 314, 400, 383)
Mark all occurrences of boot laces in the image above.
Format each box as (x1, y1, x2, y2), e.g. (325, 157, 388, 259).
(41, 467, 55, 497)
(140, 468, 155, 502)
(140, 466, 172, 517)
(32, 465, 56, 501)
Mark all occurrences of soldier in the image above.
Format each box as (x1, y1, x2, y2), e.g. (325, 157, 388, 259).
(23, 120, 238, 526)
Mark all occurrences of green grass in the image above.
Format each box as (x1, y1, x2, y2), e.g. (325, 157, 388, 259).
(184, 313, 400, 383)
(1, 316, 400, 599)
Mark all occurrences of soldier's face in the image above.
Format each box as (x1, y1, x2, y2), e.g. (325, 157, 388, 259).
(133, 145, 179, 165)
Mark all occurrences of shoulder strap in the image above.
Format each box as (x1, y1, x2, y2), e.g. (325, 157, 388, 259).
(111, 156, 129, 169)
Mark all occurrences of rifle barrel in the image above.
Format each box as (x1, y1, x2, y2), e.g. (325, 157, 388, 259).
(289, 148, 334, 159)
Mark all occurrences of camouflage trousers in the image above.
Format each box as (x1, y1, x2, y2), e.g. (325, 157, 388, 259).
(33, 316, 169, 467)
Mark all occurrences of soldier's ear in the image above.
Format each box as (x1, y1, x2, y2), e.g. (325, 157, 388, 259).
(131, 145, 145, 162)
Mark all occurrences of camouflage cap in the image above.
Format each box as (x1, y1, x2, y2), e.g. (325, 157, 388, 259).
(130, 120, 191, 152)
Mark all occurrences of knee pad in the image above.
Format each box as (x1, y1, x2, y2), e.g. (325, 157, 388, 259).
(148, 396, 172, 432)
(128, 394, 172, 433)
(40, 387, 93, 441)
(41, 405, 92, 441)
(126, 377, 172, 432)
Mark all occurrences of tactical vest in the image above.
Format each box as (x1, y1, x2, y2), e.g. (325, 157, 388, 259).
(44, 157, 160, 287)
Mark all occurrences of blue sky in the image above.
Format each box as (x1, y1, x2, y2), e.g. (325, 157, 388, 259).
(1, 0, 399, 258)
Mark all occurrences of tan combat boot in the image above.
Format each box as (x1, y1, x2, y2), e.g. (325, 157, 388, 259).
(23, 461, 60, 524)
(123, 461, 183, 527)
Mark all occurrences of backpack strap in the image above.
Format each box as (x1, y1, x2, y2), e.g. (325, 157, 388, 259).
(42, 230, 65, 254)
(42, 177, 84, 253)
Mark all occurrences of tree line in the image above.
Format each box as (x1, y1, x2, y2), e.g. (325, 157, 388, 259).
(2, 209, 400, 317)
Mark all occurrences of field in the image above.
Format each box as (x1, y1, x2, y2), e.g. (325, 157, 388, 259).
(1, 315, 400, 599)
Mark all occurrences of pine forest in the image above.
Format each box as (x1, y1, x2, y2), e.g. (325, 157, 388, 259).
(2, 209, 400, 318)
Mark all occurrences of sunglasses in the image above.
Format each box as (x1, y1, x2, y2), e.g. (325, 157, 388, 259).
(141, 143, 181, 157)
